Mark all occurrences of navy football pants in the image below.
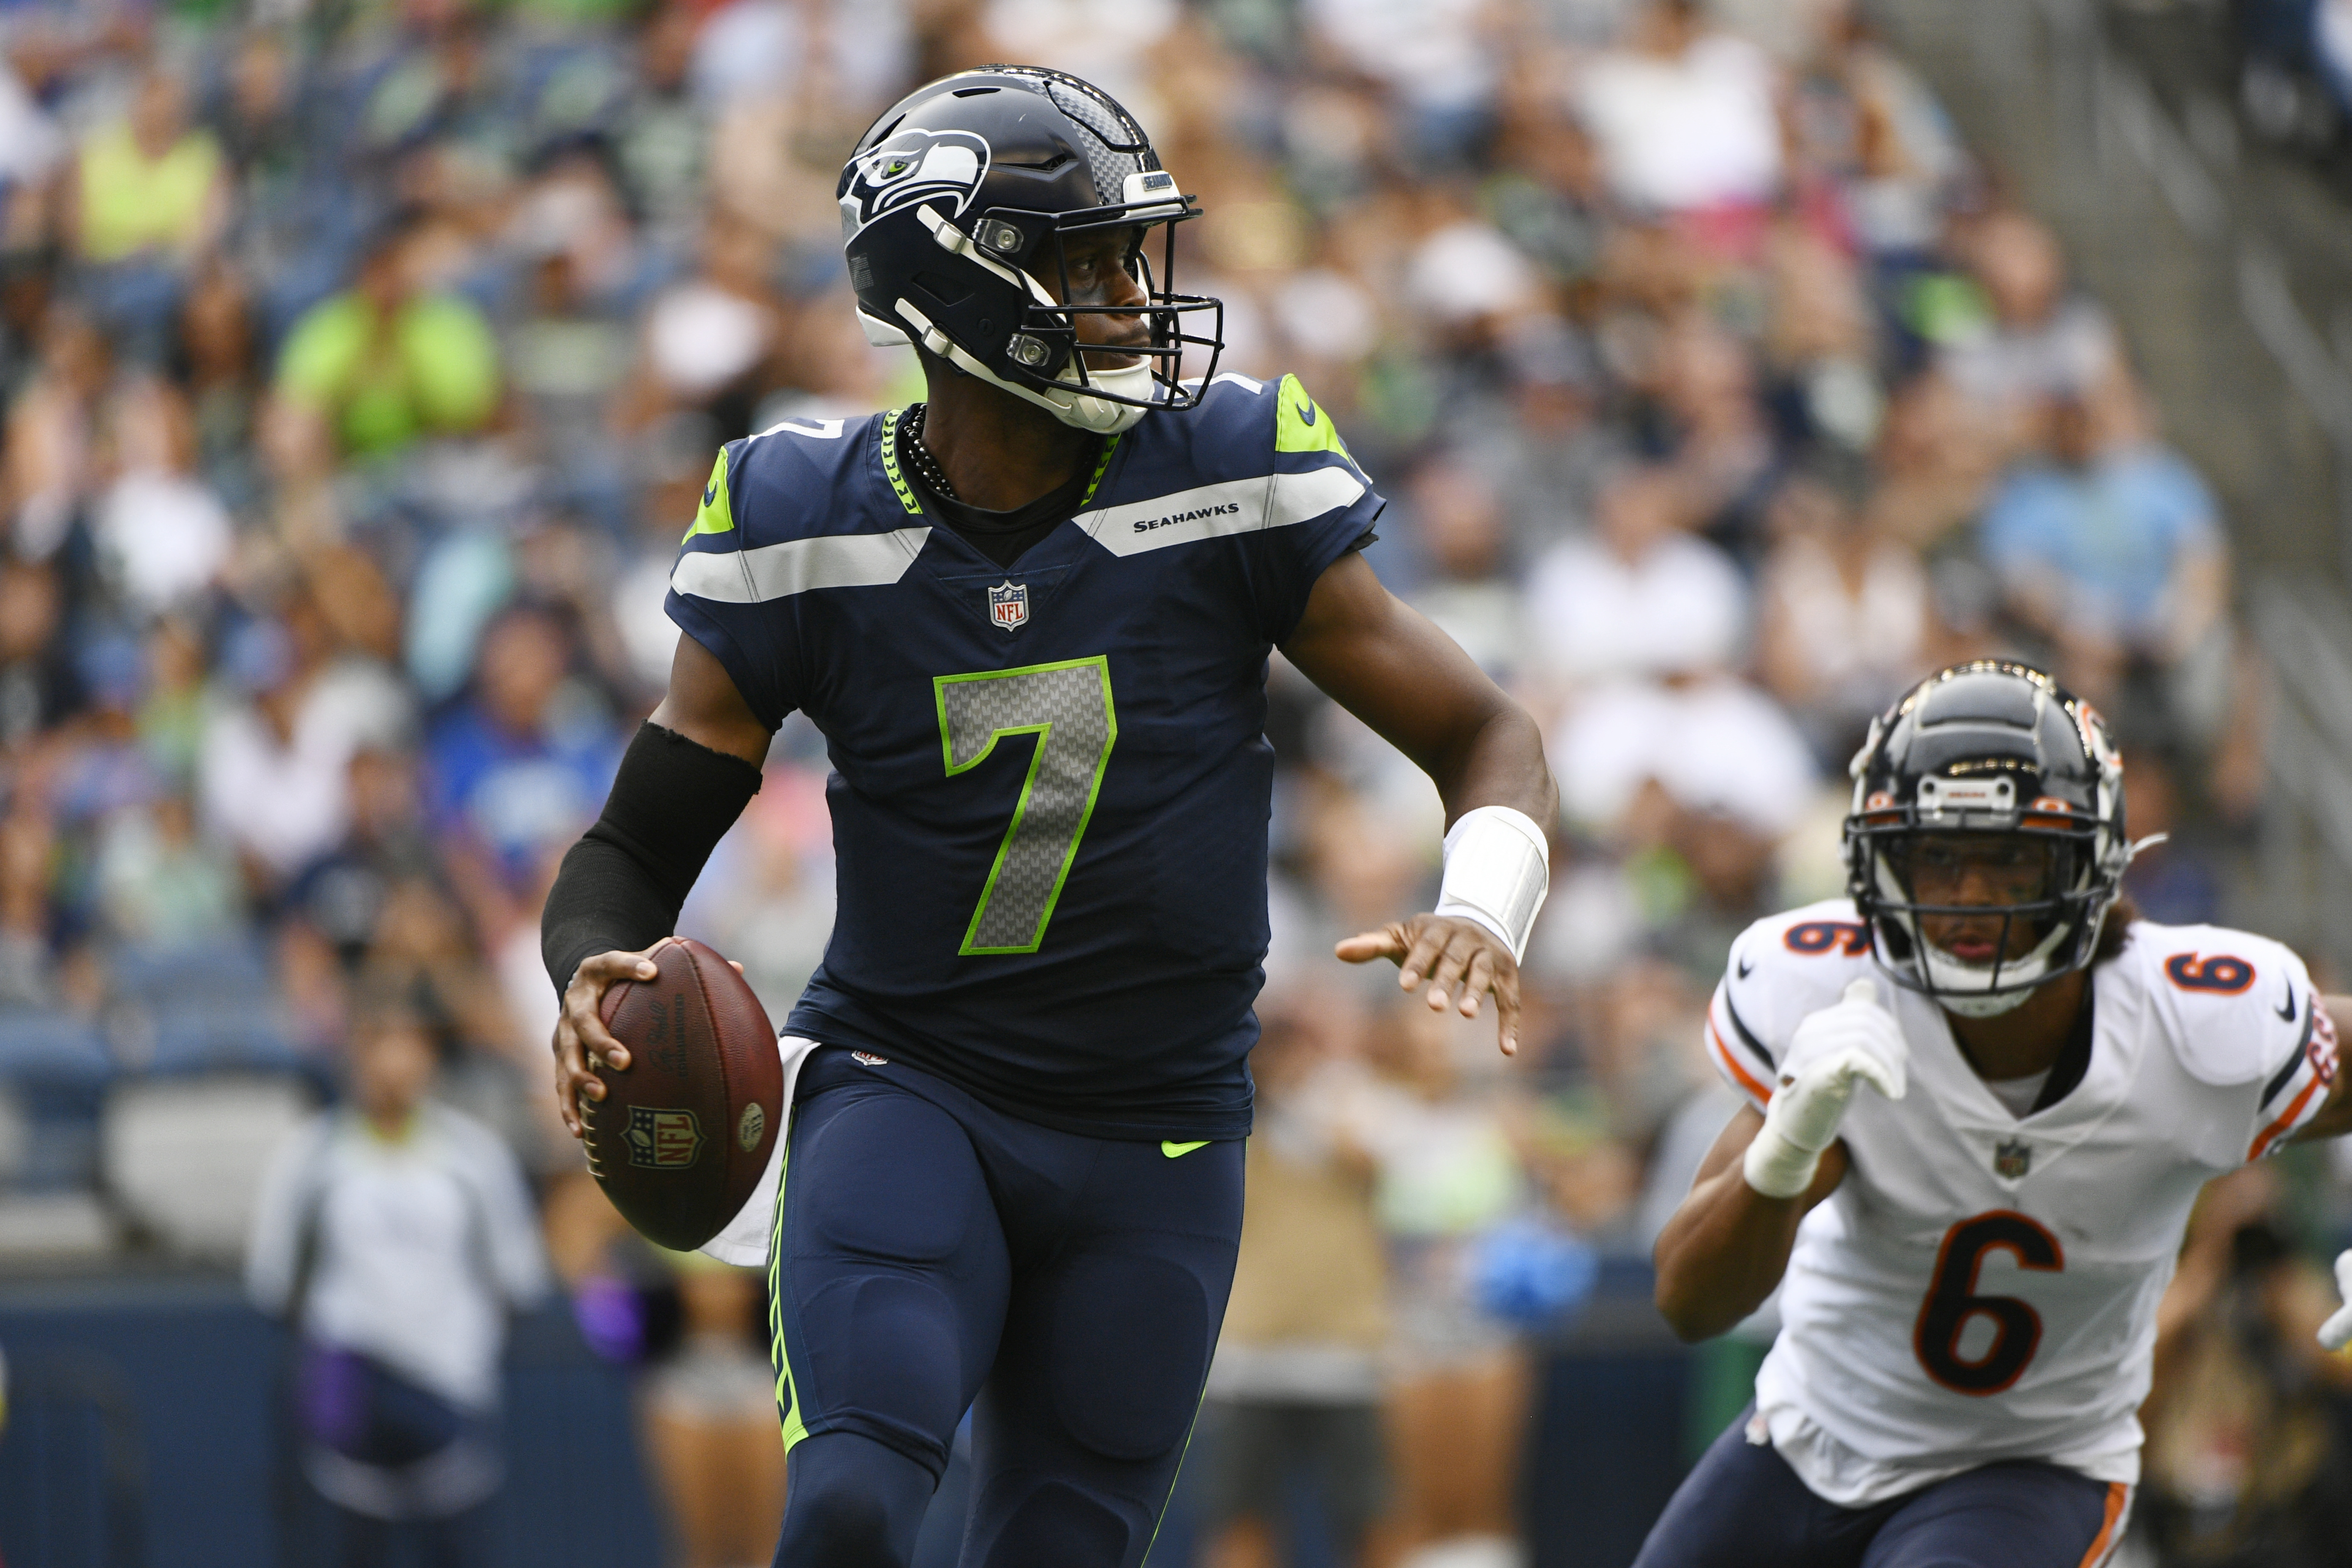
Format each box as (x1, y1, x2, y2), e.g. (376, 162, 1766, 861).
(1633, 1407, 2129, 1568)
(767, 1048, 1244, 1568)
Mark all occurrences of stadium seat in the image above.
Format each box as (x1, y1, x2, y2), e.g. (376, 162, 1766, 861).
(0, 1011, 112, 1093)
(106, 939, 272, 1011)
(100, 1075, 315, 1261)
(0, 1189, 120, 1263)
(144, 1004, 303, 1078)
(0, 1013, 116, 1190)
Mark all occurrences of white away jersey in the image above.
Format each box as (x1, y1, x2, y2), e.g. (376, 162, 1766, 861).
(1704, 901, 2339, 1506)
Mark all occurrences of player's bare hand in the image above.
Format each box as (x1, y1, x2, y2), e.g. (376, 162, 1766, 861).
(1336, 914, 1523, 1056)
(553, 945, 662, 1138)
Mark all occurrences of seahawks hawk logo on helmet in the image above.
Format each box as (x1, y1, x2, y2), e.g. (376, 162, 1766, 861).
(839, 129, 991, 237)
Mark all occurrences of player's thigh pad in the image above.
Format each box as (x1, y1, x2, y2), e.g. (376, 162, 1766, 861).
(1631, 1410, 1888, 1568)
(774, 1072, 1010, 1476)
(1862, 1465, 2128, 1568)
(962, 1136, 1244, 1568)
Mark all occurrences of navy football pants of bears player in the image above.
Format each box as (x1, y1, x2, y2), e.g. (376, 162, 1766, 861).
(766, 1047, 1244, 1568)
(1633, 1406, 2130, 1568)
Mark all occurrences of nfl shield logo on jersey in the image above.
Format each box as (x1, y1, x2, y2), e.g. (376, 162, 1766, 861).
(988, 581, 1029, 632)
(1994, 1138, 2032, 1179)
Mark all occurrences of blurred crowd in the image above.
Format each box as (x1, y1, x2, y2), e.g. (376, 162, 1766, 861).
(0, 0, 2344, 1563)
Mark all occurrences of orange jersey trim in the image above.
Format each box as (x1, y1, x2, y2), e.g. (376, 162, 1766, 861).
(1708, 1018, 1774, 1105)
(2076, 1482, 2129, 1567)
(2248, 1074, 2324, 1161)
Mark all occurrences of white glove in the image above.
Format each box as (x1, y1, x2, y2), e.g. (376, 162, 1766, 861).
(2320, 1250, 2352, 1353)
(1744, 977, 1909, 1199)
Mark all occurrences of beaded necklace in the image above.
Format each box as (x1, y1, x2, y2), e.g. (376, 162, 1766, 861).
(896, 403, 958, 501)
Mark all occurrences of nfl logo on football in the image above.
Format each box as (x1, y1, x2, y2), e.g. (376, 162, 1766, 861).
(988, 581, 1029, 632)
(1994, 1138, 2032, 1179)
(626, 1106, 703, 1170)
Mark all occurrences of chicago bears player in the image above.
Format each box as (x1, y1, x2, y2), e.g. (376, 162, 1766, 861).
(1636, 662, 2352, 1568)
(537, 66, 1556, 1568)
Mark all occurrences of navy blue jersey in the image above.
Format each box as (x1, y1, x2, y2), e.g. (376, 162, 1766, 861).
(665, 373, 1383, 1140)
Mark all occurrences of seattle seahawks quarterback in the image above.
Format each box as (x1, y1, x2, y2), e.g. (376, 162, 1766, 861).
(1637, 662, 2352, 1568)
(539, 66, 1555, 1568)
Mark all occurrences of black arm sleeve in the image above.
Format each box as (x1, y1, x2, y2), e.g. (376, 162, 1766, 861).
(540, 722, 764, 995)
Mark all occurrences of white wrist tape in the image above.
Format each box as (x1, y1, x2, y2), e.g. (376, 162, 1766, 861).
(1433, 806, 1551, 963)
(1742, 1123, 1822, 1200)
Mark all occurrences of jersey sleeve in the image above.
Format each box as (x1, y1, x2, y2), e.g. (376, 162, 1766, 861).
(2249, 997, 2339, 1160)
(1701, 903, 1883, 1114)
(1705, 974, 1778, 1113)
(2141, 927, 2341, 1163)
(664, 442, 808, 730)
(1704, 923, 1790, 1113)
(1242, 373, 1387, 644)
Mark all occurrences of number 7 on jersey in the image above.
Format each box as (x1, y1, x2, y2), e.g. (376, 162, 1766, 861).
(935, 657, 1118, 956)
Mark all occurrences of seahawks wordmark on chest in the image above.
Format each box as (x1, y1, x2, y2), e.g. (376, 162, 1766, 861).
(668, 465, 1369, 605)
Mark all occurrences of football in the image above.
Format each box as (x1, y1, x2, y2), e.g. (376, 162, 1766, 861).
(585, 936, 782, 1252)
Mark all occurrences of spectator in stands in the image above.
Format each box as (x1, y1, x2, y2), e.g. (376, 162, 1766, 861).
(93, 787, 243, 947)
(639, 1254, 789, 1568)
(246, 997, 550, 1563)
(625, 213, 785, 440)
(67, 67, 228, 358)
(1198, 1003, 1391, 1568)
(1358, 999, 1533, 1568)
(1577, 0, 1783, 241)
(422, 604, 621, 916)
(1938, 208, 2117, 438)
(1550, 677, 1818, 857)
(1524, 463, 1747, 689)
(199, 619, 357, 896)
(1303, 0, 1499, 164)
(270, 218, 502, 471)
(1753, 461, 1938, 762)
(1978, 368, 2232, 749)
(0, 804, 56, 1008)
(5, 306, 110, 561)
(2138, 1166, 2352, 1565)
(1865, 366, 2004, 552)
(1401, 452, 1528, 682)
(0, 559, 82, 754)
(89, 372, 234, 618)
(174, 263, 264, 499)
(294, 746, 438, 967)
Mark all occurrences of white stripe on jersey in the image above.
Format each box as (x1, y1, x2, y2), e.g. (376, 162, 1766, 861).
(1082, 467, 1367, 557)
(671, 526, 931, 604)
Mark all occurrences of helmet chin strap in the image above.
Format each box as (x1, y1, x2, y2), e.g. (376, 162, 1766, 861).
(892, 296, 1153, 435)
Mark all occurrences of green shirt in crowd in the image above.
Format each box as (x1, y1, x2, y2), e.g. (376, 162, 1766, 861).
(276, 291, 502, 458)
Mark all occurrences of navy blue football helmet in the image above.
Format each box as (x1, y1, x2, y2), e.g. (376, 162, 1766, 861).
(1844, 662, 2134, 1016)
(837, 66, 1223, 435)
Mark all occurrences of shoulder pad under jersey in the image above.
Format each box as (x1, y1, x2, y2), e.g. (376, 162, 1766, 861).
(1706, 898, 1878, 1105)
(695, 412, 895, 549)
(2113, 921, 2318, 1088)
(1146, 370, 1369, 485)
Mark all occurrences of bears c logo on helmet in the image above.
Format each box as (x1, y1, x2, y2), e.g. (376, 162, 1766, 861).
(840, 128, 992, 235)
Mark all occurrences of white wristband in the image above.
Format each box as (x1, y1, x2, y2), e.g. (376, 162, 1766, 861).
(1432, 806, 1551, 963)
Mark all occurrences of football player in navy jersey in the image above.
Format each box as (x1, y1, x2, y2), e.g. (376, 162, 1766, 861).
(540, 66, 1556, 1568)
